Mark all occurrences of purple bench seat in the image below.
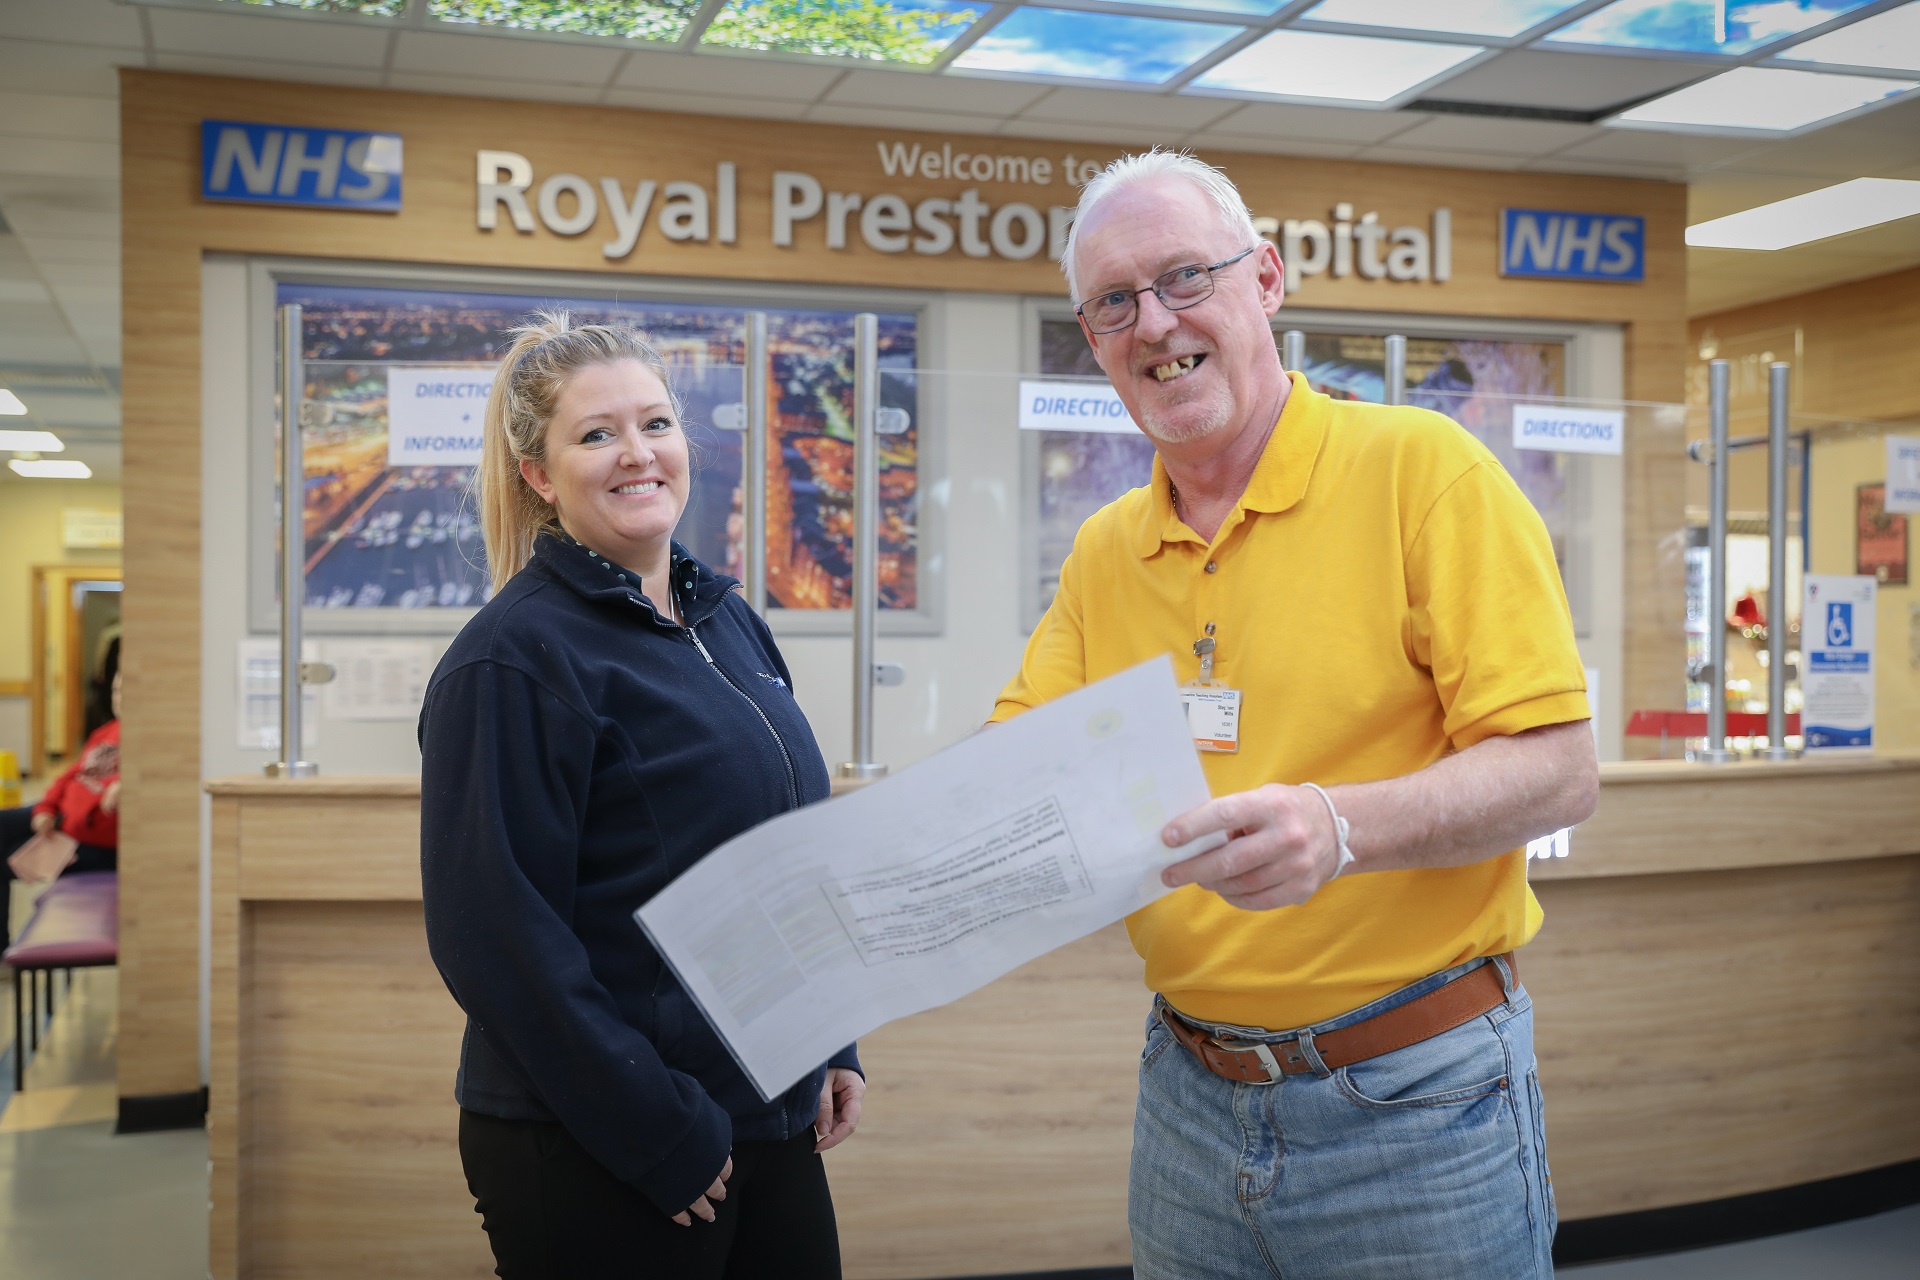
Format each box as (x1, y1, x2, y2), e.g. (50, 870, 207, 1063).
(5, 871, 118, 1092)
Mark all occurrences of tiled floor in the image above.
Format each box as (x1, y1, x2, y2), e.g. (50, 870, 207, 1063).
(0, 942, 1911, 1279)
(0, 964, 208, 1280)
(1562, 1204, 1920, 1277)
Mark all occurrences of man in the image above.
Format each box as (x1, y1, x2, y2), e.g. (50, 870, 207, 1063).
(991, 151, 1598, 1278)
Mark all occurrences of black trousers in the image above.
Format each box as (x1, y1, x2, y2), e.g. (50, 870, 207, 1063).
(459, 1110, 842, 1280)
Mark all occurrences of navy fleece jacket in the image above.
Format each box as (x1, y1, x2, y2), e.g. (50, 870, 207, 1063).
(419, 533, 857, 1217)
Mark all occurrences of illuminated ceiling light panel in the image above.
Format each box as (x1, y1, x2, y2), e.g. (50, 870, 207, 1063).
(1611, 66, 1915, 131)
(1777, 2, 1920, 71)
(1687, 178, 1920, 249)
(1134, 0, 1289, 12)
(0, 389, 27, 415)
(701, 0, 985, 64)
(229, 0, 405, 14)
(953, 7, 1242, 83)
(1548, 0, 1881, 56)
(8, 458, 92, 479)
(1194, 29, 1486, 102)
(0, 429, 63, 451)
(429, 0, 698, 42)
(1300, 0, 1585, 39)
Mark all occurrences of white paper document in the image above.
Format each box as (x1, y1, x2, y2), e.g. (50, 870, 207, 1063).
(635, 656, 1220, 1101)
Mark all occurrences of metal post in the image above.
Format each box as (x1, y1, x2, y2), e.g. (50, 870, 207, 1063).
(267, 303, 317, 778)
(744, 312, 769, 614)
(836, 314, 885, 780)
(1281, 329, 1305, 374)
(1693, 359, 1734, 763)
(1383, 334, 1406, 407)
(1765, 362, 1795, 759)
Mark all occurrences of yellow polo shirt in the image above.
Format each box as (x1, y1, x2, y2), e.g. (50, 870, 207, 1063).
(992, 373, 1589, 1030)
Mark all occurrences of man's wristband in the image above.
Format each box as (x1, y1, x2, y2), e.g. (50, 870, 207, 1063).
(1299, 782, 1354, 877)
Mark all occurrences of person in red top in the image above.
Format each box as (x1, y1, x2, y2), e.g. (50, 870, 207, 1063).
(3, 672, 120, 945)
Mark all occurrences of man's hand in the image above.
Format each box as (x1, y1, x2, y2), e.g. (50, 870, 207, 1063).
(670, 1156, 733, 1227)
(29, 811, 55, 836)
(814, 1067, 864, 1153)
(1160, 783, 1341, 911)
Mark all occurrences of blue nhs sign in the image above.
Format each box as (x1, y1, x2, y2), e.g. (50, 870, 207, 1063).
(201, 120, 402, 213)
(1500, 209, 1643, 283)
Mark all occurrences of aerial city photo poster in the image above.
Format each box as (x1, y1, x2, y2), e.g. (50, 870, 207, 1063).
(278, 282, 919, 614)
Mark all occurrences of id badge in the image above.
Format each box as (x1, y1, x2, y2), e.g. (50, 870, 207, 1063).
(1179, 686, 1242, 753)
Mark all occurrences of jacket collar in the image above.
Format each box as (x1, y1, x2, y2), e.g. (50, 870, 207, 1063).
(1135, 371, 1330, 558)
(530, 531, 739, 628)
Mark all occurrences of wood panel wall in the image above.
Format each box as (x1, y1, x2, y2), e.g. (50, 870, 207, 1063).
(207, 764, 1920, 1277)
(125, 69, 1688, 1102)
(1689, 263, 1920, 426)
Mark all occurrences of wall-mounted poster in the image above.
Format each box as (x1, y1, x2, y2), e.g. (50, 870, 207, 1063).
(1029, 321, 1571, 620)
(1856, 482, 1909, 586)
(276, 282, 918, 614)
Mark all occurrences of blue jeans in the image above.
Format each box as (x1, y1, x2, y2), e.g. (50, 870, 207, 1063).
(1129, 956, 1555, 1279)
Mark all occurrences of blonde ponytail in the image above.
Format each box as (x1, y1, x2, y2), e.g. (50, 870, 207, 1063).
(476, 311, 679, 593)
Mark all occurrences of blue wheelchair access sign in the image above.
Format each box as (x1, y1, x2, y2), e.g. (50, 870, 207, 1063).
(201, 120, 403, 213)
(1500, 208, 1644, 283)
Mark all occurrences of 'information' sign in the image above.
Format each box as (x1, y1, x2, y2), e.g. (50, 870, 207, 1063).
(387, 366, 495, 467)
(1512, 405, 1624, 456)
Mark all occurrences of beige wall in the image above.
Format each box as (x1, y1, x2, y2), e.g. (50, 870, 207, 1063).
(0, 476, 122, 680)
(1689, 266, 1920, 746)
(0, 476, 122, 772)
(1807, 433, 1917, 750)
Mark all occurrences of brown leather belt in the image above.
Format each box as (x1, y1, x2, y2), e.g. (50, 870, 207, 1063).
(1158, 955, 1515, 1085)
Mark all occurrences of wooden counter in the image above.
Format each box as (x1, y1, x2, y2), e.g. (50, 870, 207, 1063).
(209, 756, 1920, 1279)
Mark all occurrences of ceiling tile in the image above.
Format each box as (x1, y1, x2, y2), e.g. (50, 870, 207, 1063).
(602, 88, 811, 121)
(1354, 144, 1527, 171)
(149, 54, 383, 88)
(0, 202, 117, 240)
(0, 137, 118, 182)
(19, 389, 120, 428)
(994, 119, 1193, 148)
(1703, 99, 1920, 180)
(392, 29, 623, 85)
(1385, 114, 1597, 157)
(1193, 134, 1367, 159)
(37, 262, 116, 292)
(148, 8, 392, 68)
(1017, 87, 1241, 131)
(0, 93, 119, 143)
(13, 235, 120, 268)
(1201, 101, 1425, 144)
(0, 278, 51, 304)
(615, 50, 843, 101)
(1419, 49, 1718, 112)
(1558, 127, 1773, 168)
(0, 0, 145, 50)
(1687, 172, 1837, 221)
(825, 69, 1051, 115)
(385, 72, 605, 104)
(0, 38, 135, 97)
(805, 105, 1011, 136)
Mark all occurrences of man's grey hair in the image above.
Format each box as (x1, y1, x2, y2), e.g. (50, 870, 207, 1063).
(1062, 149, 1263, 301)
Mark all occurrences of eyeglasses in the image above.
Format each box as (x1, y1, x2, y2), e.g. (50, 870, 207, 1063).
(1075, 245, 1262, 336)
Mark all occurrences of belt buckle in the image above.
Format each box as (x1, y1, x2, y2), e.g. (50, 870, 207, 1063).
(1210, 1034, 1309, 1085)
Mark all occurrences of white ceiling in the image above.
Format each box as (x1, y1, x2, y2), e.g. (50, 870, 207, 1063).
(2, 0, 1919, 475)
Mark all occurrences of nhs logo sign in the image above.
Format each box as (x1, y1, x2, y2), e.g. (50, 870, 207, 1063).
(1500, 209, 1643, 283)
(201, 120, 403, 213)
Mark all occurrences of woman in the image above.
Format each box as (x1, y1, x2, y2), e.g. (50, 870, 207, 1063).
(4, 669, 119, 943)
(420, 314, 861, 1278)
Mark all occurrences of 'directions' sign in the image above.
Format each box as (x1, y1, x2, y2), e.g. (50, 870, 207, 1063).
(1018, 380, 1135, 434)
(387, 366, 495, 467)
(1512, 404, 1625, 456)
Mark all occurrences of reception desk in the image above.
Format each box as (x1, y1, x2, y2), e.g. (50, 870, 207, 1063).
(207, 755, 1920, 1278)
